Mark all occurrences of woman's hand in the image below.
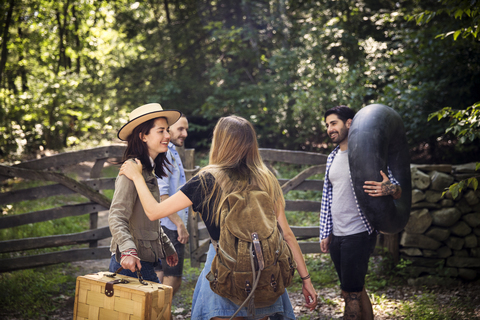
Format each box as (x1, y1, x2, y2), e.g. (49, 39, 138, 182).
(121, 255, 142, 273)
(166, 253, 179, 267)
(120, 159, 143, 181)
(302, 278, 318, 311)
(363, 170, 402, 199)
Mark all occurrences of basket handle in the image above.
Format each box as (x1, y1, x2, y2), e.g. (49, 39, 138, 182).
(106, 266, 148, 285)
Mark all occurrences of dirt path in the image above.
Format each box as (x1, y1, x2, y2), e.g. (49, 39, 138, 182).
(54, 268, 480, 320)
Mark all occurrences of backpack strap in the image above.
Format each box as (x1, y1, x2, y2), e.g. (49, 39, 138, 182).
(229, 232, 263, 319)
(251, 232, 264, 270)
(210, 238, 218, 252)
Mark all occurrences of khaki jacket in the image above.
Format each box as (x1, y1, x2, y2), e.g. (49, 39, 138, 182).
(109, 163, 176, 262)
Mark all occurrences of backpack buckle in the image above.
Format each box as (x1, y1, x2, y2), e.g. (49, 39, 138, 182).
(289, 257, 295, 276)
(245, 280, 252, 295)
(270, 274, 278, 292)
(213, 270, 218, 289)
(273, 249, 280, 265)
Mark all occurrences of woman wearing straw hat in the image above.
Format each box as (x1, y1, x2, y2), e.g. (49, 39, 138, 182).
(108, 103, 181, 282)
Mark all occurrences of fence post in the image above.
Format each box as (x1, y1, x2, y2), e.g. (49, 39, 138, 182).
(181, 148, 202, 267)
(383, 233, 400, 264)
(88, 158, 106, 248)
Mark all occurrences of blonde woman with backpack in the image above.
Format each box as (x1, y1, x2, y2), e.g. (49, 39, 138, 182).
(120, 115, 317, 320)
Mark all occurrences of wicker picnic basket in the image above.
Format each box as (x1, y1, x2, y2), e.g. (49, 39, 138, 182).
(73, 271, 172, 320)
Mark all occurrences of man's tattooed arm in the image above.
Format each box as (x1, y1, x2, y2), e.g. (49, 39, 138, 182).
(381, 181, 402, 199)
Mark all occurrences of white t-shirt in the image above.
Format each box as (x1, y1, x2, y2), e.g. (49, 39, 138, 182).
(329, 149, 367, 236)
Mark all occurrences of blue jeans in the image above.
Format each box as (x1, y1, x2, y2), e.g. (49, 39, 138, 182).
(190, 243, 295, 320)
(109, 255, 160, 283)
(329, 231, 377, 292)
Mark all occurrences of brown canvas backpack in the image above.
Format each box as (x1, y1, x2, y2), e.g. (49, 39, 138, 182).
(206, 187, 296, 316)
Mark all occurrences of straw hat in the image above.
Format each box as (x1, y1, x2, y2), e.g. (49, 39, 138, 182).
(117, 103, 182, 141)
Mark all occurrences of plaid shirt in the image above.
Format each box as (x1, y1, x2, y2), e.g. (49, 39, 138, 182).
(319, 146, 399, 239)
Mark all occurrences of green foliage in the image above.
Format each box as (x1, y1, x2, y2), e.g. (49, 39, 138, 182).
(429, 103, 480, 144)
(392, 258, 415, 279)
(444, 175, 479, 199)
(429, 104, 480, 199)
(2, 0, 480, 164)
(399, 0, 480, 163)
(407, 0, 480, 40)
(0, 0, 127, 158)
(0, 265, 77, 318)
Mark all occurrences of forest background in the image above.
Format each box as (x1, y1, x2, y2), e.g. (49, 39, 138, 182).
(0, 0, 479, 163)
(1, 1, 480, 319)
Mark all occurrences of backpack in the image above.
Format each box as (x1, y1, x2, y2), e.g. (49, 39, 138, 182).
(205, 187, 296, 314)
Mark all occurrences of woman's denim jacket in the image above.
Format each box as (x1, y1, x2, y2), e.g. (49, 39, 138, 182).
(109, 163, 176, 262)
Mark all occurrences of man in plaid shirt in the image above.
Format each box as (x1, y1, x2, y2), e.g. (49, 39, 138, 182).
(319, 106, 401, 320)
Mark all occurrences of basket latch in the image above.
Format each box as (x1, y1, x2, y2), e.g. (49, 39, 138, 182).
(105, 278, 129, 297)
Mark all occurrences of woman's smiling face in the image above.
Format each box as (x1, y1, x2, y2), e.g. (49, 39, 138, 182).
(141, 117, 170, 159)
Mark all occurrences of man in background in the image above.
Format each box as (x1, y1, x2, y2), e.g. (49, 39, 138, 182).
(156, 115, 189, 296)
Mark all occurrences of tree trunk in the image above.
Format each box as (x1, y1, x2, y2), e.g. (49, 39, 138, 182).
(56, 0, 71, 72)
(72, 5, 81, 73)
(17, 26, 28, 91)
(0, 0, 15, 87)
(164, 0, 171, 24)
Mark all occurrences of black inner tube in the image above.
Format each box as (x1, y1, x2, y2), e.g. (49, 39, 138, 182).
(348, 104, 411, 234)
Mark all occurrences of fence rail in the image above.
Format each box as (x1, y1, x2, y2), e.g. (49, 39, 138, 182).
(0, 145, 360, 273)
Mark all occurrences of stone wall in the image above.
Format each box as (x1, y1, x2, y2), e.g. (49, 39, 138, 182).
(400, 163, 480, 283)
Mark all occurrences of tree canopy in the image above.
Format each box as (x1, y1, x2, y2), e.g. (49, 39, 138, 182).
(1, 0, 479, 163)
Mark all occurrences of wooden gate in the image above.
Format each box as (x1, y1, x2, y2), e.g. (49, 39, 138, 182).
(0, 146, 125, 272)
(0, 146, 349, 272)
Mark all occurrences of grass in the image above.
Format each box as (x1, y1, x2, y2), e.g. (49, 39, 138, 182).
(397, 291, 478, 319)
(0, 264, 77, 318)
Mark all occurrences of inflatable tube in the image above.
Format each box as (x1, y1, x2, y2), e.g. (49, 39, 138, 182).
(348, 104, 411, 234)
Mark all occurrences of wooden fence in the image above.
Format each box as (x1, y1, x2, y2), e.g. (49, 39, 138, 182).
(0, 145, 393, 273)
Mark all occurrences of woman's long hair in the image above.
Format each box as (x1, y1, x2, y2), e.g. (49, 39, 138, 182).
(122, 117, 169, 178)
(199, 115, 285, 224)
